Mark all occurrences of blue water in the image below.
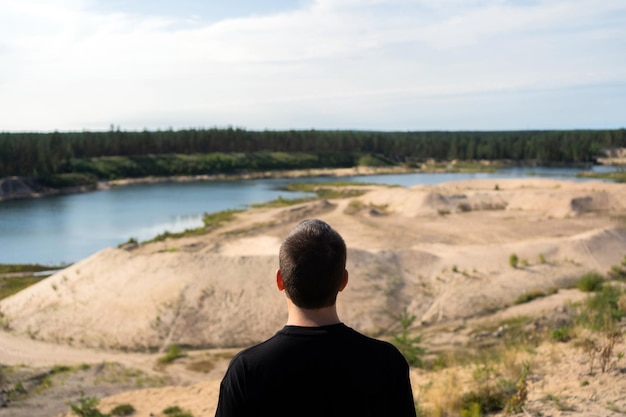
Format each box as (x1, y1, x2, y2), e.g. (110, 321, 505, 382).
(0, 166, 620, 265)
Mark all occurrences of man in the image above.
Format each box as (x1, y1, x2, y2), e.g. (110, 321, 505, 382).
(215, 219, 417, 417)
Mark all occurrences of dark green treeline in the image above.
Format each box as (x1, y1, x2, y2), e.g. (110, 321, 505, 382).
(1, 128, 625, 179)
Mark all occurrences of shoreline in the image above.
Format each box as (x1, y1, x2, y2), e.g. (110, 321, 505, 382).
(1, 160, 620, 203)
(0, 165, 430, 202)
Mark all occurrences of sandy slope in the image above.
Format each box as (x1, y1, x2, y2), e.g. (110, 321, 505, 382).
(0, 177, 625, 416)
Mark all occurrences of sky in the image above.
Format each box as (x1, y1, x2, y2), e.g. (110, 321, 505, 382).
(0, 0, 625, 132)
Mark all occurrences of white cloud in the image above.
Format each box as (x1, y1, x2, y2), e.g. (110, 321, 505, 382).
(0, 0, 624, 131)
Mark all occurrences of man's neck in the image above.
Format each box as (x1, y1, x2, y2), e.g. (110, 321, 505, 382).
(285, 300, 342, 327)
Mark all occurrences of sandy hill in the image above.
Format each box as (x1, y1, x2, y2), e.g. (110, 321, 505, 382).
(1, 178, 625, 352)
(0, 177, 625, 417)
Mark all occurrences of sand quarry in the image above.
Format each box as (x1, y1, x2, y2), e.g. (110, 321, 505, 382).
(1, 177, 626, 416)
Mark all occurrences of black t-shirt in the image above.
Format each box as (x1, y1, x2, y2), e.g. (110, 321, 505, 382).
(215, 323, 416, 417)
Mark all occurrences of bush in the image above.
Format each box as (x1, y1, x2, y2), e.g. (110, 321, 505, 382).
(110, 404, 135, 416)
(163, 405, 194, 417)
(158, 344, 184, 364)
(460, 366, 516, 414)
(551, 326, 573, 343)
(509, 254, 519, 269)
(576, 272, 604, 292)
(577, 285, 626, 331)
(68, 394, 110, 417)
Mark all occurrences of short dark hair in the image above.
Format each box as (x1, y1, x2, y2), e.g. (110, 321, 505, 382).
(279, 219, 347, 309)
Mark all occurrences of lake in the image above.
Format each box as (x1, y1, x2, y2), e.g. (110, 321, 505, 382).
(0, 165, 618, 265)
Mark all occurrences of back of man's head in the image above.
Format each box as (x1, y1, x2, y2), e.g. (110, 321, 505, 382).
(279, 219, 347, 309)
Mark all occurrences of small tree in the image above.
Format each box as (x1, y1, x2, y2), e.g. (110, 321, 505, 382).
(509, 254, 519, 269)
(391, 308, 426, 368)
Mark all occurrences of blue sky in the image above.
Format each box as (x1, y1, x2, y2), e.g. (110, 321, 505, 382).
(0, 0, 624, 132)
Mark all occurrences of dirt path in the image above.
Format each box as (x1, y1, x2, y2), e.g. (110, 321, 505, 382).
(0, 329, 156, 370)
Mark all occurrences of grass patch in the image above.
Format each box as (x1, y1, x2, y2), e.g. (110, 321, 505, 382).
(344, 200, 389, 215)
(158, 344, 185, 365)
(577, 284, 626, 331)
(576, 271, 604, 292)
(202, 209, 242, 228)
(0, 263, 61, 274)
(551, 326, 574, 342)
(279, 181, 374, 199)
(163, 405, 194, 417)
(250, 195, 315, 208)
(577, 170, 626, 183)
(514, 287, 558, 305)
(0, 275, 47, 300)
(142, 209, 243, 243)
(0, 262, 63, 300)
(253, 181, 375, 209)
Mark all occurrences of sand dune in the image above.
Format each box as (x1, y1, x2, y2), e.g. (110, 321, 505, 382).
(1, 178, 624, 351)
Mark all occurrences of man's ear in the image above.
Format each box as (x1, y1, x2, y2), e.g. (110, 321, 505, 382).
(338, 269, 349, 292)
(276, 269, 285, 291)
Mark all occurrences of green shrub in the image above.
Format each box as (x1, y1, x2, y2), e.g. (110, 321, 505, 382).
(460, 377, 515, 414)
(551, 326, 573, 343)
(163, 405, 194, 417)
(504, 362, 531, 414)
(110, 404, 135, 416)
(391, 308, 426, 368)
(577, 285, 626, 331)
(509, 254, 519, 269)
(117, 237, 138, 248)
(159, 344, 184, 364)
(68, 394, 110, 417)
(576, 272, 604, 292)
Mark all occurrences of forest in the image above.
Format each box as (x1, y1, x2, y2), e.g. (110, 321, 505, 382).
(1, 128, 625, 184)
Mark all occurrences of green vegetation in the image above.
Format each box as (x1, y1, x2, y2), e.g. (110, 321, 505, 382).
(416, 256, 626, 415)
(390, 308, 426, 368)
(459, 363, 522, 415)
(68, 394, 109, 417)
(110, 404, 135, 416)
(163, 405, 194, 417)
(0, 275, 46, 300)
(251, 181, 373, 209)
(576, 271, 604, 292)
(117, 237, 138, 248)
(607, 255, 626, 280)
(250, 195, 315, 208)
(0, 263, 60, 274)
(202, 209, 242, 229)
(2, 128, 624, 184)
(550, 326, 574, 342)
(541, 394, 576, 412)
(158, 344, 185, 364)
(508, 254, 519, 269)
(577, 284, 626, 331)
(514, 287, 558, 305)
(140, 209, 243, 244)
(577, 169, 626, 183)
(0, 263, 63, 300)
